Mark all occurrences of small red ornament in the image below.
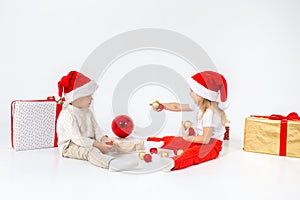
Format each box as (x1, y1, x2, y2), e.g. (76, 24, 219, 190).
(223, 126, 230, 140)
(183, 120, 196, 136)
(105, 141, 114, 145)
(149, 147, 158, 154)
(111, 115, 134, 138)
(143, 154, 152, 162)
(150, 101, 165, 112)
(158, 104, 164, 111)
(188, 128, 195, 136)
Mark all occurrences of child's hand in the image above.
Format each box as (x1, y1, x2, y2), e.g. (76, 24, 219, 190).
(101, 136, 114, 144)
(181, 121, 190, 138)
(150, 100, 165, 112)
(182, 121, 194, 142)
(94, 140, 114, 154)
(102, 141, 114, 153)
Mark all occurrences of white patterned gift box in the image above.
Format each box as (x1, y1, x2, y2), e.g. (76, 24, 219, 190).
(11, 97, 62, 151)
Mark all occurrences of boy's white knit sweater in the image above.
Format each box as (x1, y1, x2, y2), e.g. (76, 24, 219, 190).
(57, 104, 107, 151)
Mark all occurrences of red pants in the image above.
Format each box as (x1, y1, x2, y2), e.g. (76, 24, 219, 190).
(147, 136, 223, 170)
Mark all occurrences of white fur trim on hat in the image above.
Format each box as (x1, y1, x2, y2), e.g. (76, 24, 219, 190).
(187, 77, 219, 101)
(64, 81, 98, 104)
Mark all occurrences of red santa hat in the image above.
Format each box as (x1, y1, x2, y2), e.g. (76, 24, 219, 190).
(58, 71, 98, 104)
(187, 71, 229, 110)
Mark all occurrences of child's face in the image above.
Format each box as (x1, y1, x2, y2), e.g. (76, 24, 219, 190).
(189, 89, 203, 105)
(71, 96, 93, 108)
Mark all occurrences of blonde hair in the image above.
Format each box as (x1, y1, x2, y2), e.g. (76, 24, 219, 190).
(198, 99, 230, 126)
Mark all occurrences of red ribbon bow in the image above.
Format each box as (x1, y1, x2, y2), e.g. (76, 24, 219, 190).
(251, 112, 300, 120)
(267, 112, 300, 120)
(251, 112, 299, 156)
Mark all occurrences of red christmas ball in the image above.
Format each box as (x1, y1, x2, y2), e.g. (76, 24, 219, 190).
(143, 154, 152, 162)
(149, 147, 158, 154)
(111, 115, 134, 138)
(105, 141, 114, 145)
(188, 127, 196, 136)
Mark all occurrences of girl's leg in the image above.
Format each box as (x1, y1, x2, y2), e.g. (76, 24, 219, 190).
(172, 139, 223, 170)
(147, 136, 194, 150)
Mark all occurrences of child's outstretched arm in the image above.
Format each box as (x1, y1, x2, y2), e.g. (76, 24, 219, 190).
(150, 101, 193, 112)
(164, 103, 192, 112)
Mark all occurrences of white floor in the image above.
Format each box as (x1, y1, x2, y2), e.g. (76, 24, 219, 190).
(1, 126, 300, 200)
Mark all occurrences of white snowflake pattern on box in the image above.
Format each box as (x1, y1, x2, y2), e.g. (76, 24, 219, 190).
(12, 101, 57, 151)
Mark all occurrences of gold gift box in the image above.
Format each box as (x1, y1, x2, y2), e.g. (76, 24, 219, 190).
(243, 116, 300, 158)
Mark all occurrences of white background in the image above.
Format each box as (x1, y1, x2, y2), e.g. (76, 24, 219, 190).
(1, 0, 300, 140)
(1, 0, 300, 200)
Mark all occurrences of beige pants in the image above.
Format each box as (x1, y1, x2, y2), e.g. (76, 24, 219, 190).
(113, 139, 145, 153)
(62, 139, 145, 169)
(62, 141, 113, 168)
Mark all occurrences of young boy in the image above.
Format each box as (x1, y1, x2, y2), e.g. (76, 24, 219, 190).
(57, 71, 143, 171)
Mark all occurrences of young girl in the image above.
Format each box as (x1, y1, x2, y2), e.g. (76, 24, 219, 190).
(149, 71, 229, 170)
(57, 71, 143, 171)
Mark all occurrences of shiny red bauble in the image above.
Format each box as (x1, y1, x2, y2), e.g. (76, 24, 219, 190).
(188, 127, 196, 136)
(149, 147, 158, 154)
(105, 141, 114, 145)
(111, 115, 134, 138)
(143, 154, 152, 162)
